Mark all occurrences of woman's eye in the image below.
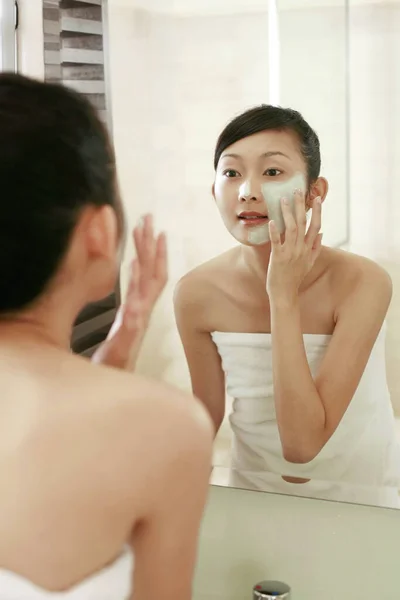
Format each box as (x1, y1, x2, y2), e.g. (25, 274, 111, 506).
(223, 169, 240, 178)
(264, 168, 282, 177)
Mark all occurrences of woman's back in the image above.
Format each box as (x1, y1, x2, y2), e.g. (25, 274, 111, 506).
(0, 336, 212, 598)
(0, 72, 213, 600)
(0, 339, 138, 590)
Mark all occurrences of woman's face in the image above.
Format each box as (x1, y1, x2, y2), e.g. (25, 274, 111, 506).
(213, 129, 309, 246)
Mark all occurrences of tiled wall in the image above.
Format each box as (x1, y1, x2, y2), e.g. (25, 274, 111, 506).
(43, 0, 107, 123)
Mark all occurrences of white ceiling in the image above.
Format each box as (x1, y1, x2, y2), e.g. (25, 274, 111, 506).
(114, 0, 395, 16)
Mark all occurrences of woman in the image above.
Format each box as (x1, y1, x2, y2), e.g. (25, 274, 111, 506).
(0, 73, 213, 599)
(174, 105, 400, 507)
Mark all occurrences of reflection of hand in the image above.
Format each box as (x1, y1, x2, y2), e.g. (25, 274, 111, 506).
(92, 214, 168, 370)
(128, 213, 168, 330)
(266, 190, 322, 302)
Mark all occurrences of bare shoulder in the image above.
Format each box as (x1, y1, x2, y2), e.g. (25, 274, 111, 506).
(324, 247, 392, 311)
(72, 358, 214, 449)
(34, 355, 213, 502)
(110, 368, 214, 442)
(174, 247, 240, 316)
(3, 354, 213, 570)
(82, 365, 214, 518)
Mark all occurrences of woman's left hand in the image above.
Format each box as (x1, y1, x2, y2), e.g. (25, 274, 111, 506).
(92, 214, 168, 370)
(266, 190, 322, 302)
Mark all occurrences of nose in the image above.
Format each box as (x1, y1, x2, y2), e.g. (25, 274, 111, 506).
(238, 180, 260, 202)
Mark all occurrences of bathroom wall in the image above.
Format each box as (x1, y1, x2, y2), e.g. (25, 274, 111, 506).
(279, 1, 349, 248)
(107, 1, 270, 385)
(348, 1, 399, 260)
(106, 0, 349, 389)
(17, 0, 45, 78)
(106, 4, 191, 383)
(348, 2, 400, 414)
(194, 484, 400, 600)
(0, 0, 16, 70)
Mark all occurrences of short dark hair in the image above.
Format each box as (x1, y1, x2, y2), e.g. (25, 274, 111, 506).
(0, 72, 122, 315)
(214, 105, 321, 184)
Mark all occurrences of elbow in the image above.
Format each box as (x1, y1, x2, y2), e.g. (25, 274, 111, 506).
(191, 396, 223, 439)
(281, 419, 328, 464)
(212, 413, 224, 437)
(194, 400, 223, 438)
(282, 445, 320, 464)
(204, 405, 224, 438)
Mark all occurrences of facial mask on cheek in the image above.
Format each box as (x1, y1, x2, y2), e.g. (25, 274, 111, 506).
(261, 172, 307, 235)
(239, 180, 251, 198)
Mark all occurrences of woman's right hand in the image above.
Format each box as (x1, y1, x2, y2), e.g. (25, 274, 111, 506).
(93, 214, 168, 370)
(124, 213, 168, 332)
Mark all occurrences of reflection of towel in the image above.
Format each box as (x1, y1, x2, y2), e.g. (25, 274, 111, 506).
(0, 547, 133, 599)
(212, 326, 400, 508)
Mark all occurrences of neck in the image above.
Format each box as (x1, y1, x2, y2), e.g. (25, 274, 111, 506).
(239, 242, 326, 292)
(240, 243, 272, 282)
(0, 296, 81, 351)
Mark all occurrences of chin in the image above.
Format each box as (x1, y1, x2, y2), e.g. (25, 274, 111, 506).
(241, 239, 271, 248)
(89, 279, 117, 303)
(228, 226, 271, 248)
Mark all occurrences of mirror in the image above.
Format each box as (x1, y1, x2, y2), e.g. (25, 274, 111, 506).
(104, 0, 400, 510)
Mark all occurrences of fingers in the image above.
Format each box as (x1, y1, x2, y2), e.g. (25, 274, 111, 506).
(268, 220, 281, 249)
(311, 232, 323, 259)
(134, 214, 154, 263)
(122, 259, 144, 333)
(126, 257, 140, 295)
(281, 197, 297, 246)
(132, 225, 142, 257)
(131, 214, 168, 304)
(154, 232, 168, 290)
(281, 189, 307, 248)
(139, 214, 154, 296)
(293, 189, 307, 242)
(305, 196, 322, 249)
(132, 214, 154, 298)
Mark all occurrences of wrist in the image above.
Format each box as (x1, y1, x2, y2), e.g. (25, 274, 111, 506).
(268, 288, 299, 310)
(92, 338, 131, 370)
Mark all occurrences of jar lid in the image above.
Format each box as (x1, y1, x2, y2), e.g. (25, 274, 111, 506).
(253, 580, 291, 599)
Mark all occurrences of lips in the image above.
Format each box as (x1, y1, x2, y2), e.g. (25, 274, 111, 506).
(238, 211, 268, 220)
(237, 211, 269, 228)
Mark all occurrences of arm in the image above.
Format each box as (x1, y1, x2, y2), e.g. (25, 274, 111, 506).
(270, 263, 392, 463)
(173, 277, 226, 434)
(130, 399, 213, 600)
(91, 303, 146, 370)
